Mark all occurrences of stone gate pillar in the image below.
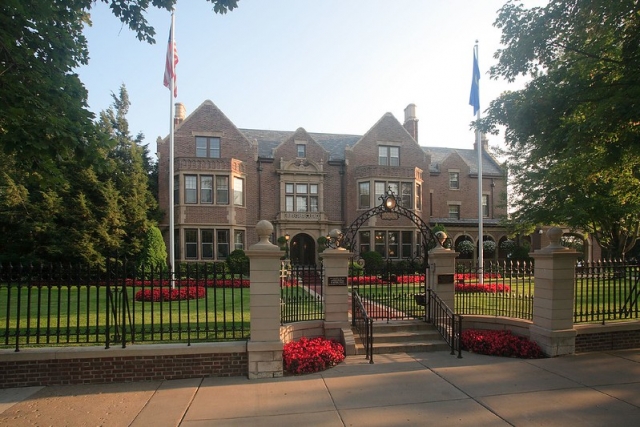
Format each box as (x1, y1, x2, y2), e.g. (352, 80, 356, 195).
(530, 227, 580, 356)
(245, 220, 284, 379)
(428, 233, 459, 310)
(322, 244, 355, 353)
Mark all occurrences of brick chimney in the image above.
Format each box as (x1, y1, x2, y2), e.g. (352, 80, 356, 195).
(403, 104, 418, 142)
(474, 134, 489, 152)
(174, 102, 186, 126)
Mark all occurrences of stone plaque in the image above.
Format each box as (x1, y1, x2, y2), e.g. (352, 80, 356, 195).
(437, 274, 455, 285)
(328, 276, 347, 286)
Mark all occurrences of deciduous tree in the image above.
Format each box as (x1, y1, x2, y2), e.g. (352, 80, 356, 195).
(482, 0, 640, 257)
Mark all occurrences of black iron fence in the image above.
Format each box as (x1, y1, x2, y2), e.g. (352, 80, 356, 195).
(351, 291, 374, 363)
(574, 260, 640, 324)
(348, 261, 427, 321)
(280, 263, 324, 324)
(0, 260, 250, 351)
(455, 260, 534, 320)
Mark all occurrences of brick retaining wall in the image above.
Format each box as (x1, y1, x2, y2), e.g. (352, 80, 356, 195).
(575, 329, 640, 353)
(0, 342, 247, 388)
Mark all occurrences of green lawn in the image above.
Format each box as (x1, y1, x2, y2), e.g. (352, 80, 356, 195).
(0, 285, 250, 348)
(280, 285, 324, 323)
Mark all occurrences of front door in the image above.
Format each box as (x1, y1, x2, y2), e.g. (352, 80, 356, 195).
(290, 233, 316, 266)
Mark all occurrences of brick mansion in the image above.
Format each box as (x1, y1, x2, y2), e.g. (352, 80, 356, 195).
(157, 100, 511, 265)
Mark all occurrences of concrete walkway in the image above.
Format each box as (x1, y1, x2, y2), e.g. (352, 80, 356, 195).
(1, 348, 640, 426)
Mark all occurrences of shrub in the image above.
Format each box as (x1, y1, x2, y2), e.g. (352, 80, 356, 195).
(283, 337, 345, 375)
(139, 225, 168, 271)
(361, 251, 384, 272)
(227, 249, 249, 275)
(461, 329, 543, 358)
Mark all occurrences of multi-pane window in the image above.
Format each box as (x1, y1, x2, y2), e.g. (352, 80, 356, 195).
(449, 204, 460, 220)
(359, 231, 370, 254)
(449, 172, 460, 190)
(182, 228, 233, 261)
(378, 145, 399, 166)
(416, 183, 422, 211)
(375, 181, 400, 206)
(374, 231, 386, 257)
(200, 176, 213, 204)
(196, 136, 220, 158)
(185, 175, 197, 204)
(216, 176, 229, 204)
(284, 183, 319, 212)
(388, 231, 399, 257)
(185, 229, 198, 259)
(217, 230, 230, 259)
(201, 230, 214, 259)
(233, 177, 244, 206)
(180, 174, 229, 204)
(401, 183, 412, 207)
(296, 144, 306, 158)
(360, 230, 415, 259)
(359, 182, 370, 209)
(402, 231, 413, 258)
(234, 230, 244, 250)
(482, 194, 489, 217)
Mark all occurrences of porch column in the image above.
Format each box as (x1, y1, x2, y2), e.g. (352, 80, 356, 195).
(322, 245, 356, 354)
(530, 227, 580, 356)
(428, 233, 459, 310)
(245, 220, 284, 379)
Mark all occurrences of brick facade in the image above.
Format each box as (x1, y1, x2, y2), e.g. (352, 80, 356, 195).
(158, 100, 508, 264)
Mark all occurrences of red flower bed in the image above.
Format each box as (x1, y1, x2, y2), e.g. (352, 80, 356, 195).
(280, 277, 300, 287)
(348, 274, 425, 285)
(461, 329, 543, 359)
(134, 286, 206, 302)
(124, 278, 250, 288)
(455, 273, 502, 281)
(283, 337, 345, 375)
(455, 283, 511, 293)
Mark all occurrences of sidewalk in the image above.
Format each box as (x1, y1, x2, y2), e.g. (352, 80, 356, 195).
(1, 348, 640, 426)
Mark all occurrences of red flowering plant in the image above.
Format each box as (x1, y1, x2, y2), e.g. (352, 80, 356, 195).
(283, 337, 345, 375)
(461, 329, 543, 359)
(134, 286, 206, 302)
(125, 278, 250, 288)
(455, 283, 511, 293)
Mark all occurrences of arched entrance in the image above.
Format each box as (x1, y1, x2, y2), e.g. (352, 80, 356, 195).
(290, 233, 316, 266)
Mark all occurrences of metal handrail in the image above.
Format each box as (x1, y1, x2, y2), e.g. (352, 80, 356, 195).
(426, 289, 462, 358)
(352, 291, 374, 363)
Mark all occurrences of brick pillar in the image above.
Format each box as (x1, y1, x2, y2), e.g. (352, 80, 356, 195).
(530, 227, 580, 356)
(428, 233, 459, 310)
(322, 245, 356, 354)
(245, 220, 284, 379)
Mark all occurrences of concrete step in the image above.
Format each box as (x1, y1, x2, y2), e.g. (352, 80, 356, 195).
(352, 320, 451, 355)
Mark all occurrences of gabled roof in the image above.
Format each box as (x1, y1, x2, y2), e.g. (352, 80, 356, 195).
(240, 129, 360, 161)
(424, 146, 503, 176)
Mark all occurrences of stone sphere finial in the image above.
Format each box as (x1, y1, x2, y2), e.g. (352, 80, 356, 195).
(546, 227, 564, 249)
(256, 219, 273, 246)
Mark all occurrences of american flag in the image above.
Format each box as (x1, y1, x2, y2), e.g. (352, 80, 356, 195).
(163, 24, 178, 97)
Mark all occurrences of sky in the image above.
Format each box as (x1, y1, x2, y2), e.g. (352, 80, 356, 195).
(77, 0, 546, 156)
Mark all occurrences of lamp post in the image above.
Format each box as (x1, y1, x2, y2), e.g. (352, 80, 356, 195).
(284, 233, 290, 260)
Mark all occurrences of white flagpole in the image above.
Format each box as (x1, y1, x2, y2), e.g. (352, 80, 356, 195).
(168, 10, 176, 287)
(474, 42, 484, 285)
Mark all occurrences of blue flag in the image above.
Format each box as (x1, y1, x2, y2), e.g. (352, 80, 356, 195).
(469, 46, 480, 115)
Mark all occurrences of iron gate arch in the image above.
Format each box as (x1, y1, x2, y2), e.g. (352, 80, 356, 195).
(329, 188, 437, 266)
